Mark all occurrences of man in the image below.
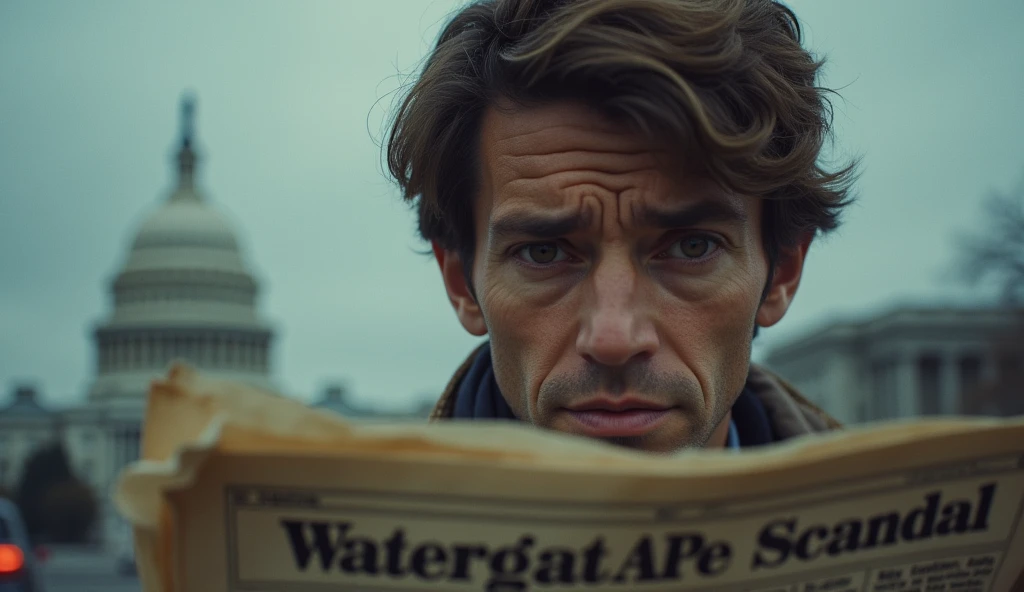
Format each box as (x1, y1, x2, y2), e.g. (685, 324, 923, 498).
(386, 0, 854, 452)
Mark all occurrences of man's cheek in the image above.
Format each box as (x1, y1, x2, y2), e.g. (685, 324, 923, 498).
(705, 287, 759, 396)
(675, 277, 757, 374)
(484, 294, 535, 354)
(484, 275, 573, 346)
(495, 314, 560, 392)
(482, 287, 537, 388)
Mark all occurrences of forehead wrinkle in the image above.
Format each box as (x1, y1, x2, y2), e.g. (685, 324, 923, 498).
(617, 172, 664, 232)
(490, 112, 648, 154)
(618, 189, 632, 231)
(495, 150, 660, 184)
(500, 168, 660, 195)
(577, 192, 607, 235)
(496, 172, 665, 217)
(494, 168, 673, 236)
(497, 176, 575, 210)
(494, 123, 640, 147)
(489, 115, 651, 162)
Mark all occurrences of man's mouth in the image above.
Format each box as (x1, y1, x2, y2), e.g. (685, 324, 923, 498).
(563, 398, 674, 437)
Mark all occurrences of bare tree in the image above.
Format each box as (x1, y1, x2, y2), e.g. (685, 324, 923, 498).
(957, 172, 1024, 304)
(955, 169, 1024, 416)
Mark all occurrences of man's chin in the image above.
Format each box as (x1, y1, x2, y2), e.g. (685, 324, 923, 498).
(596, 434, 656, 452)
(546, 413, 704, 453)
(599, 433, 702, 454)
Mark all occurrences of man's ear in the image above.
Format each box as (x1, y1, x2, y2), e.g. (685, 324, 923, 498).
(433, 242, 488, 336)
(756, 234, 813, 329)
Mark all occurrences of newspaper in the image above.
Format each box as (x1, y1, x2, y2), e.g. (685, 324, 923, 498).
(114, 364, 1024, 592)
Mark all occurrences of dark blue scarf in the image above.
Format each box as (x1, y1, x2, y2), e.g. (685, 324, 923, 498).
(451, 343, 518, 420)
(451, 343, 775, 448)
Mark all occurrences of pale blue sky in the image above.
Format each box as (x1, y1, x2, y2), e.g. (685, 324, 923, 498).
(1, 0, 1022, 410)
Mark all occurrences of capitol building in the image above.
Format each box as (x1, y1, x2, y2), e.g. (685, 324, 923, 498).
(0, 96, 424, 549)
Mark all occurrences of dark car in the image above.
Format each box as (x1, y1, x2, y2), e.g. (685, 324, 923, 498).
(0, 499, 44, 592)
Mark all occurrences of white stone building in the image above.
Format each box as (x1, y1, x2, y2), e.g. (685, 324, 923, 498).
(0, 96, 275, 548)
(762, 305, 1023, 424)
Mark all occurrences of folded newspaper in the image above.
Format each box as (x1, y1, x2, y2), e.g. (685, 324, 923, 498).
(114, 364, 1024, 592)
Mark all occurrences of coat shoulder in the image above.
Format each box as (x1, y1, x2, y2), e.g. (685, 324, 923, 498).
(747, 363, 843, 438)
(429, 343, 486, 420)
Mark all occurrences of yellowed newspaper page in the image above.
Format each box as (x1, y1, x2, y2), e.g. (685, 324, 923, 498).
(115, 365, 1024, 592)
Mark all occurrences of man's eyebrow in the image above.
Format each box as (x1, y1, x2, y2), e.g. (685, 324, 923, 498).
(488, 200, 746, 242)
(636, 199, 748, 228)
(489, 212, 586, 242)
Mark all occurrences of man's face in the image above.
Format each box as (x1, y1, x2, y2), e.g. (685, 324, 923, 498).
(437, 101, 807, 453)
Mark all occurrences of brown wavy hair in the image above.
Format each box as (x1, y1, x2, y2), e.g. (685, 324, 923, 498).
(387, 0, 857, 283)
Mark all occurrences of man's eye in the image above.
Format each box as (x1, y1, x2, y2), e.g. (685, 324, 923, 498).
(518, 243, 567, 265)
(663, 236, 718, 260)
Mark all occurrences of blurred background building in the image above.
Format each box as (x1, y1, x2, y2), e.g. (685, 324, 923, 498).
(763, 305, 1024, 424)
(0, 96, 430, 550)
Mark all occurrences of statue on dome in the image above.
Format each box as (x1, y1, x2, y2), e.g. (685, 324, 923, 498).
(179, 92, 197, 148)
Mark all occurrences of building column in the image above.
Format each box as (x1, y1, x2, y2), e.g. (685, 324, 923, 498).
(895, 353, 919, 418)
(940, 352, 960, 415)
(868, 359, 885, 421)
(981, 355, 998, 384)
(98, 425, 115, 548)
(221, 335, 229, 366)
(153, 335, 163, 369)
(112, 427, 121, 477)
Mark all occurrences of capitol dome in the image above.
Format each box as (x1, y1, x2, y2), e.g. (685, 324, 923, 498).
(132, 198, 240, 251)
(120, 188, 249, 275)
(87, 95, 275, 401)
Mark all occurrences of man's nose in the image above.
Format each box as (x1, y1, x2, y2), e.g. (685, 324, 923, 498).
(575, 255, 659, 367)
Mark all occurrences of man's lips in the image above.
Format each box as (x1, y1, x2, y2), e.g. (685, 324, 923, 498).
(564, 398, 674, 437)
(566, 397, 670, 413)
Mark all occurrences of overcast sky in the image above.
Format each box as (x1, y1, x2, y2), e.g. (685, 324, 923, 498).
(1, 0, 1022, 411)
